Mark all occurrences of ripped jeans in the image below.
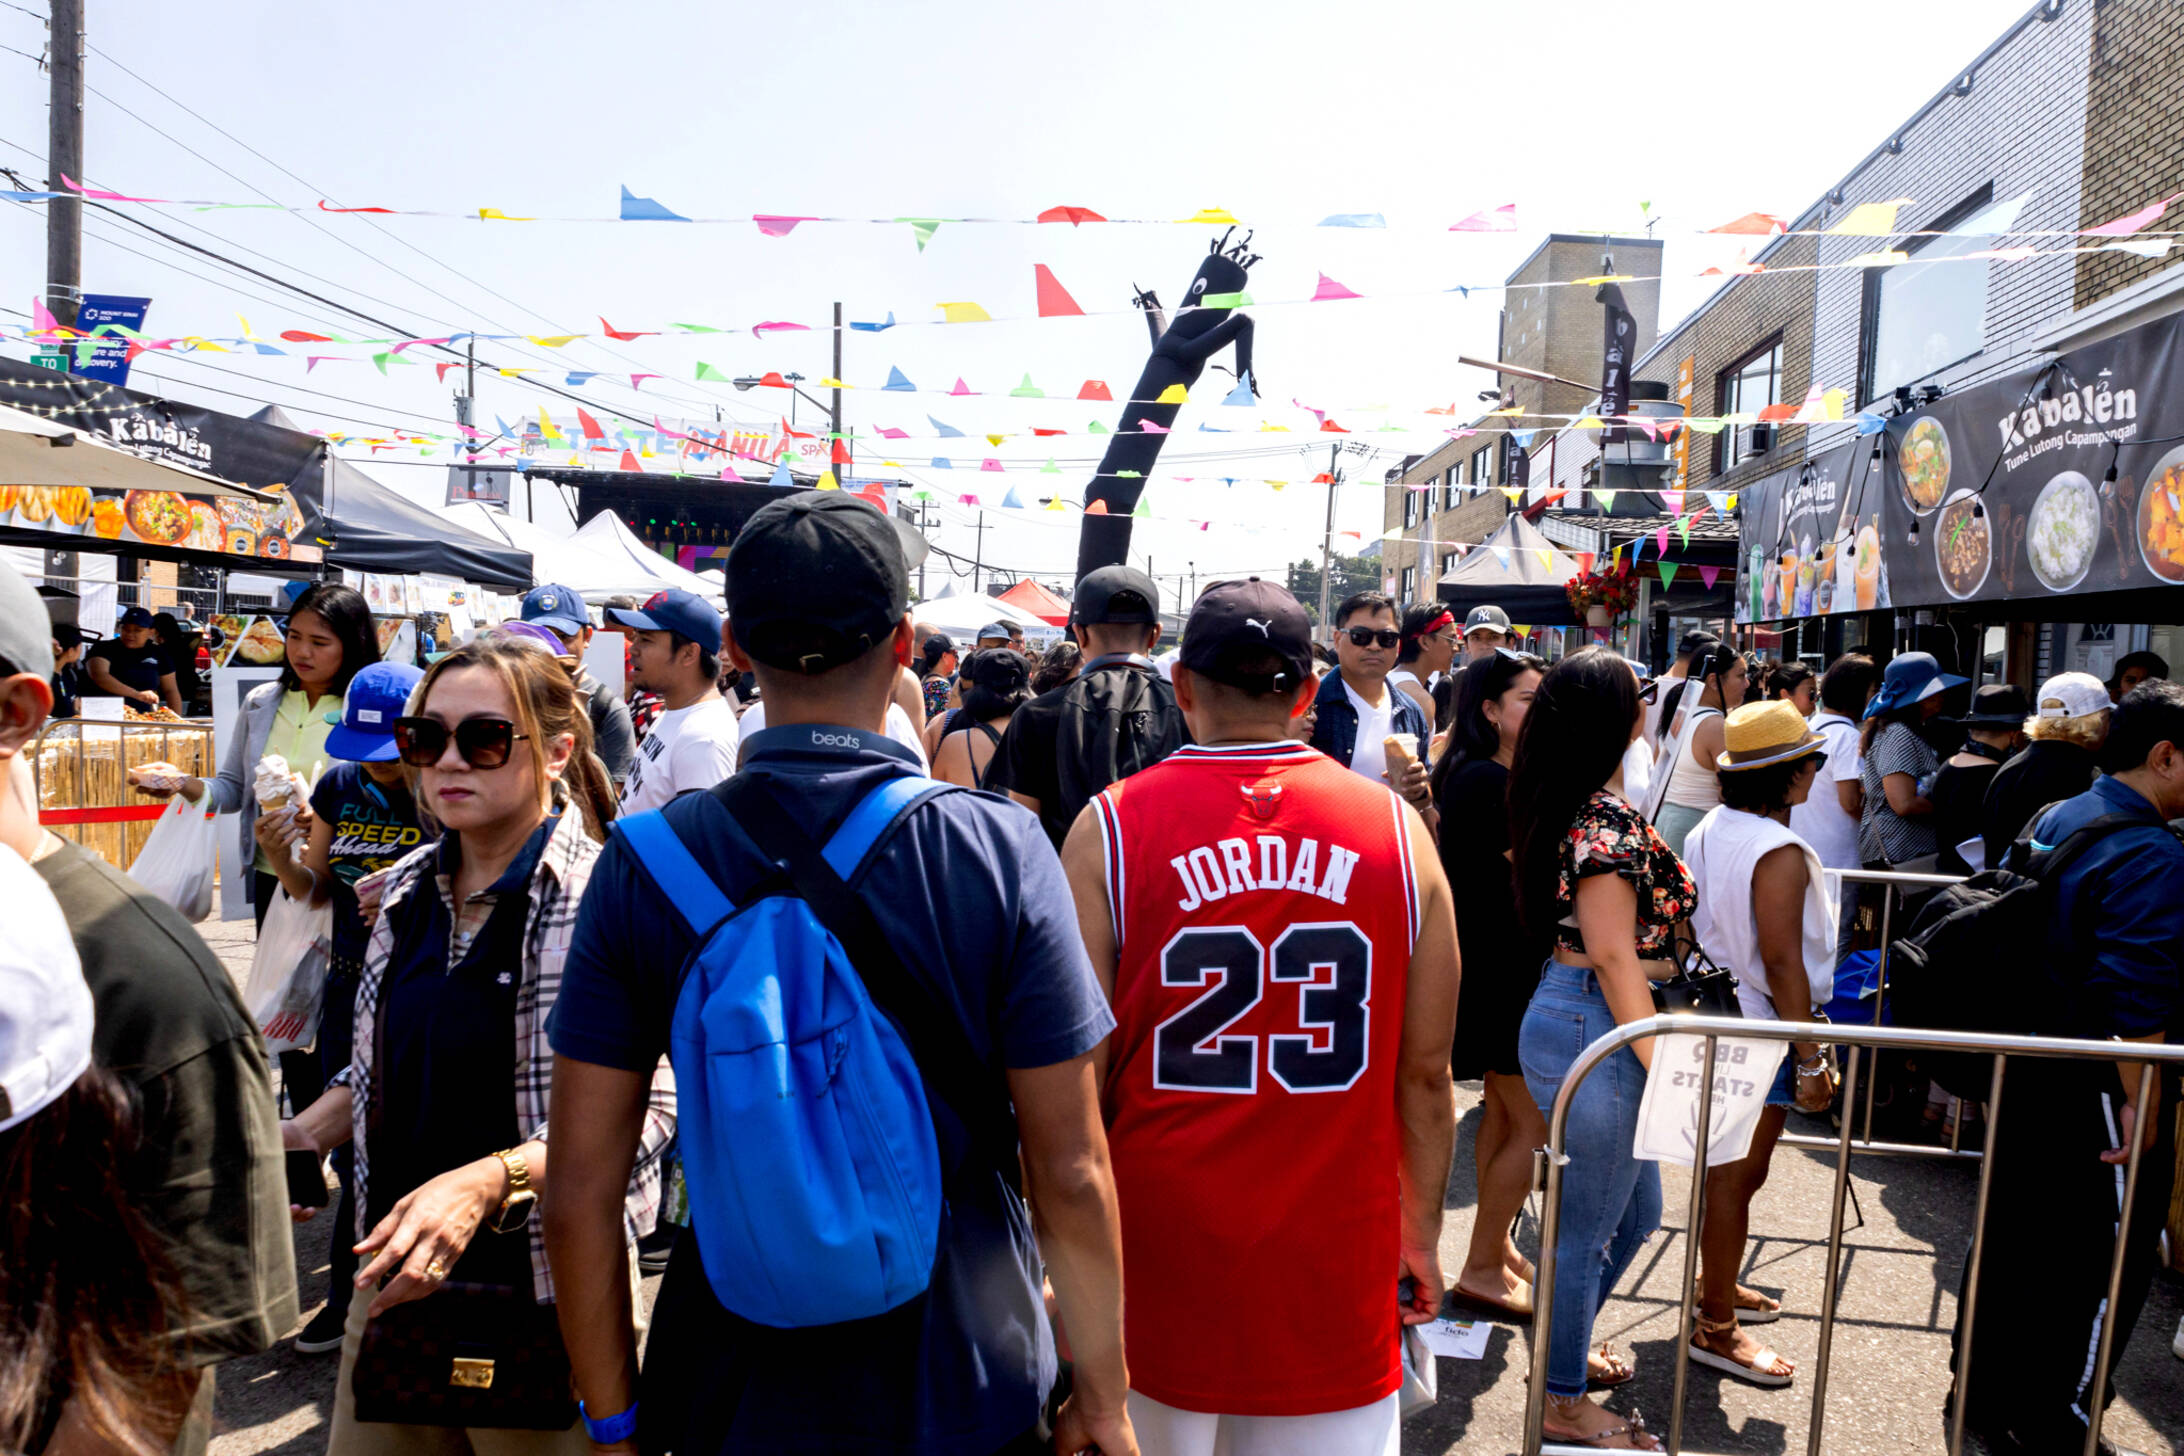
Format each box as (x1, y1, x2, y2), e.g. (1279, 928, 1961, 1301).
(1520, 959, 1664, 1400)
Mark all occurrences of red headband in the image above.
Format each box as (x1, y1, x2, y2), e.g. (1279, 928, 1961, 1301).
(1407, 610, 1455, 639)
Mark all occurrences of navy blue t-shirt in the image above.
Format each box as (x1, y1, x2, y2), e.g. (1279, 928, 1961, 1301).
(551, 725, 1113, 1456)
(309, 762, 426, 973)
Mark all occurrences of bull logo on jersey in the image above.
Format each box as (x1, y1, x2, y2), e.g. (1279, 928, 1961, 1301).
(1239, 782, 1283, 820)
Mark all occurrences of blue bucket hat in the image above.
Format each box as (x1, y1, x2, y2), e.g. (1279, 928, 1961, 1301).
(325, 661, 425, 762)
(1863, 651, 1967, 720)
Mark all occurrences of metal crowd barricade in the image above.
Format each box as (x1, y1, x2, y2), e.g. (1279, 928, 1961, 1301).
(1520, 1013, 2184, 1456)
(1774, 867, 1976, 1165)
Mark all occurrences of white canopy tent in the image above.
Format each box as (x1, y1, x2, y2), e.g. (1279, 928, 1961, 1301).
(440, 502, 669, 601)
(911, 591, 1056, 638)
(570, 510, 722, 600)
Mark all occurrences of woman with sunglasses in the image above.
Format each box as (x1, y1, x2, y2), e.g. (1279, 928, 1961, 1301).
(1651, 644, 1746, 858)
(278, 634, 672, 1453)
(1430, 647, 1550, 1325)
(1510, 646, 1693, 1450)
(1680, 703, 1841, 1390)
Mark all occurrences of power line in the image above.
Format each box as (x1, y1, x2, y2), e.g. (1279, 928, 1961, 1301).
(71, 43, 763, 423)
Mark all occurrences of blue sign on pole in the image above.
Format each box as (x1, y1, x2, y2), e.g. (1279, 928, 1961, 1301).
(70, 294, 151, 385)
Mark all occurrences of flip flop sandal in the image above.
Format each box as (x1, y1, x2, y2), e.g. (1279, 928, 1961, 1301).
(1448, 1281, 1534, 1324)
(1734, 1289, 1783, 1325)
(1544, 1404, 1660, 1450)
(1688, 1315, 1794, 1388)
(1587, 1345, 1636, 1390)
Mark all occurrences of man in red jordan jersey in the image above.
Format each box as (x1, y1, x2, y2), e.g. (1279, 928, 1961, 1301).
(1060, 577, 1460, 1456)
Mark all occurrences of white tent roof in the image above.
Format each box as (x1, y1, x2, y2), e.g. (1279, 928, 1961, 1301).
(911, 591, 1055, 636)
(568, 510, 723, 601)
(441, 502, 672, 601)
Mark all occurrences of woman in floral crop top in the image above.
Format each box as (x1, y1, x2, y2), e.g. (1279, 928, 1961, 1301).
(1505, 648, 1689, 1449)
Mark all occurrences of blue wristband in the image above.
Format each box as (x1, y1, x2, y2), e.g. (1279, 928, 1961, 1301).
(579, 1399, 638, 1445)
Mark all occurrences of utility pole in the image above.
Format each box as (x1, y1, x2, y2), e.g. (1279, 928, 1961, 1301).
(1188, 560, 1196, 612)
(45, 0, 83, 331)
(1318, 442, 1341, 642)
(972, 510, 986, 594)
(832, 301, 846, 482)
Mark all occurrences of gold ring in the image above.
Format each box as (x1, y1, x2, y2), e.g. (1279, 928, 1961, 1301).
(425, 1258, 449, 1281)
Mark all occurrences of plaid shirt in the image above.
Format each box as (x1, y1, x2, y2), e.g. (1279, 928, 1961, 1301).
(335, 808, 676, 1302)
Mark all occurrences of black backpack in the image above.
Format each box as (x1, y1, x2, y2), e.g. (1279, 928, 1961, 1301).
(1888, 809, 2164, 1098)
(1052, 655, 1187, 823)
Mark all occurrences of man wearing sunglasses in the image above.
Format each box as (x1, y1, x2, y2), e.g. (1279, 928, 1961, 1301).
(1309, 591, 1433, 813)
(605, 589, 741, 815)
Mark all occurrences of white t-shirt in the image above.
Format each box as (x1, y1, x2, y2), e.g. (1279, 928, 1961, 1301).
(738, 700, 931, 773)
(620, 697, 741, 814)
(1790, 710, 1864, 870)
(1343, 678, 1394, 785)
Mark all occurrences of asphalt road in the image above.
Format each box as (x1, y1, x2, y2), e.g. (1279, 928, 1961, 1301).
(197, 913, 2184, 1455)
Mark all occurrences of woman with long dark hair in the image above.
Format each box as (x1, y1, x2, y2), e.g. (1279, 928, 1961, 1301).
(1652, 643, 1746, 857)
(1766, 660, 1816, 717)
(135, 582, 380, 925)
(1510, 645, 1692, 1450)
(1392, 602, 1458, 732)
(0, 859, 187, 1456)
(915, 633, 957, 721)
(933, 647, 1033, 789)
(1430, 649, 1548, 1323)
(280, 633, 666, 1452)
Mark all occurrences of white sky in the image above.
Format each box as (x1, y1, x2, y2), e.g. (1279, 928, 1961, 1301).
(0, 0, 2033, 602)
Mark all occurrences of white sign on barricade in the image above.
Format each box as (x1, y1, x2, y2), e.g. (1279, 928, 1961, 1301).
(1633, 1031, 1787, 1167)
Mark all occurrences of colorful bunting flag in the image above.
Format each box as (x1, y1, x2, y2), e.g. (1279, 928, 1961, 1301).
(1826, 197, 1912, 236)
(618, 185, 688, 222)
(1698, 565, 1721, 590)
(1658, 561, 1679, 589)
(1450, 203, 1517, 232)
(1311, 272, 1361, 302)
(929, 415, 964, 438)
(884, 367, 916, 392)
(1010, 374, 1045, 398)
(1079, 380, 1112, 401)
(754, 215, 818, 237)
(1037, 205, 1106, 226)
(897, 217, 945, 252)
(936, 301, 992, 323)
(1707, 212, 1787, 236)
(1155, 383, 1188, 404)
(1318, 213, 1387, 228)
(1175, 207, 1239, 224)
(1035, 264, 1084, 317)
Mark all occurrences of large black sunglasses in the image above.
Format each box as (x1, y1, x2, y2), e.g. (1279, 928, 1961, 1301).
(392, 716, 530, 769)
(1344, 626, 1402, 649)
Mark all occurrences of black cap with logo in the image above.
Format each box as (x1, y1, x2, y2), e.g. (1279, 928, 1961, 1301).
(1179, 578, 1315, 695)
(1072, 564, 1160, 626)
(726, 494, 909, 674)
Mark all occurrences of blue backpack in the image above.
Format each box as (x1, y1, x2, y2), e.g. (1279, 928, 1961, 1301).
(616, 774, 981, 1329)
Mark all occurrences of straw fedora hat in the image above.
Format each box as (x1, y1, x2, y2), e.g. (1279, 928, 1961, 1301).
(1717, 700, 1827, 772)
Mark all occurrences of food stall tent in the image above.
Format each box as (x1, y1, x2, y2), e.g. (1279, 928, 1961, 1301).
(569, 509, 726, 599)
(912, 590, 1056, 638)
(1436, 512, 1583, 626)
(287, 451, 532, 590)
(440, 501, 674, 600)
(996, 577, 1072, 626)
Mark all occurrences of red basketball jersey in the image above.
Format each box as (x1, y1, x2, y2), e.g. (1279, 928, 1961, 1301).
(1093, 740, 1420, 1416)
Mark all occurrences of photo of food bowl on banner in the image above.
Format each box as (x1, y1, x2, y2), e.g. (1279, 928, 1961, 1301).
(1738, 308, 2184, 624)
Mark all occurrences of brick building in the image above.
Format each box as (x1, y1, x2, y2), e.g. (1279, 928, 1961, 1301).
(1524, 0, 2184, 671)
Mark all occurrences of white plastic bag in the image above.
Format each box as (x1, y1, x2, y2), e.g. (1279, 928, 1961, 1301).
(127, 796, 220, 921)
(243, 889, 334, 1054)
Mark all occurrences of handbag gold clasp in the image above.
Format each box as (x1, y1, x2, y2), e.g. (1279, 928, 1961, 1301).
(449, 1356, 495, 1389)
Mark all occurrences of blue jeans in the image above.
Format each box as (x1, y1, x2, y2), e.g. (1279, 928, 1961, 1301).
(1520, 959, 1664, 1400)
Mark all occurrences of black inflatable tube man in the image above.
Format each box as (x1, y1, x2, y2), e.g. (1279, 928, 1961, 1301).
(1075, 229, 1259, 582)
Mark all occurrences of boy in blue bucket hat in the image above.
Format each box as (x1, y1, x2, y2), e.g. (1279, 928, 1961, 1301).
(268, 659, 429, 1355)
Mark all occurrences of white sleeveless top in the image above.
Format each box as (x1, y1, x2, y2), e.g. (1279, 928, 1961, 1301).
(1683, 805, 1837, 1019)
(1661, 704, 1725, 811)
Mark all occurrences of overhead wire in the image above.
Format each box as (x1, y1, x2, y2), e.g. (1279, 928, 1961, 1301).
(69, 41, 767, 423)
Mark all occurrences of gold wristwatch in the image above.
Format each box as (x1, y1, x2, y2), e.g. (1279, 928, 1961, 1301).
(489, 1147, 536, 1234)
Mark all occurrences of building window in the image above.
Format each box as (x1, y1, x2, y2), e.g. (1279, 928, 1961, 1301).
(1424, 476, 1438, 516)
(1472, 446, 1494, 493)
(1442, 468, 1458, 511)
(1400, 565, 1417, 600)
(1442, 549, 1458, 576)
(1860, 185, 2008, 405)
(1717, 338, 1783, 472)
(1402, 486, 1418, 529)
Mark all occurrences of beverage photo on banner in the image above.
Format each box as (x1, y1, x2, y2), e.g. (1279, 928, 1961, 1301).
(1737, 308, 2184, 622)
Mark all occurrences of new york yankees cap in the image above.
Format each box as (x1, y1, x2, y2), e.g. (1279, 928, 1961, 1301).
(1179, 577, 1314, 696)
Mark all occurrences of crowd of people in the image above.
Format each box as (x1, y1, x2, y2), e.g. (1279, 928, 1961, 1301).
(2, 513, 2179, 1456)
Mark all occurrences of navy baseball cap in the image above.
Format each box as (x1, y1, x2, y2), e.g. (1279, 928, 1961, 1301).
(727, 494, 909, 674)
(326, 661, 424, 762)
(605, 588, 724, 649)
(117, 605, 155, 629)
(1180, 578, 1314, 694)
(1073, 564, 1159, 625)
(520, 583, 590, 637)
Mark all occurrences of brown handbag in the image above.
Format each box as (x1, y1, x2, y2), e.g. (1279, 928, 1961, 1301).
(350, 1282, 577, 1429)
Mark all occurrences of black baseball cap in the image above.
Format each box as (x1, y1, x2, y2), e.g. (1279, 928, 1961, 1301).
(1179, 578, 1314, 695)
(962, 646, 1030, 695)
(1073, 564, 1160, 625)
(727, 494, 909, 674)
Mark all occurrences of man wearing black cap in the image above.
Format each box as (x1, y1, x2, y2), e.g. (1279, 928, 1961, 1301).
(986, 563, 1188, 848)
(1929, 683, 2029, 875)
(1059, 577, 1458, 1452)
(544, 494, 1134, 1456)
(86, 604, 183, 713)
